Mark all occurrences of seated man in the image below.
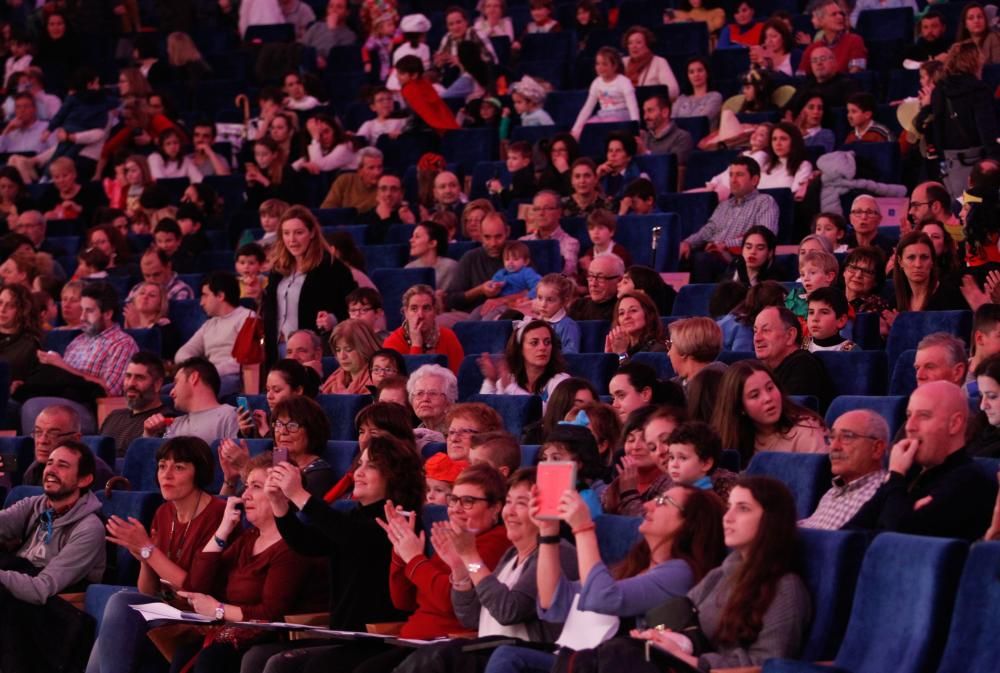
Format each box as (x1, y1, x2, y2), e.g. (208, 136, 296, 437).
(847, 381, 998, 540)
(753, 306, 834, 409)
(187, 120, 231, 177)
(0, 92, 52, 154)
(800, 409, 889, 529)
(426, 170, 467, 218)
(968, 304, 1000, 394)
(519, 190, 580, 277)
(914, 332, 967, 387)
(798, 0, 867, 76)
(679, 156, 779, 282)
(21, 404, 114, 489)
(569, 253, 624, 322)
(320, 147, 384, 211)
(441, 212, 509, 319)
(640, 93, 694, 168)
(285, 329, 325, 377)
(143, 357, 238, 444)
(99, 352, 168, 458)
(174, 272, 255, 398)
(0, 440, 105, 672)
(355, 173, 417, 244)
(127, 247, 194, 303)
(15, 282, 139, 433)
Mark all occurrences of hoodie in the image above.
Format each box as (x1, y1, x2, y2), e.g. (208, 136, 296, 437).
(0, 491, 105, 604)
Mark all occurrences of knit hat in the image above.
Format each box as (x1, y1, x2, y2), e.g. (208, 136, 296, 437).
(400, 13, 431, 33)
(425, 453, 468, 483)
(511, 75, 548, 104)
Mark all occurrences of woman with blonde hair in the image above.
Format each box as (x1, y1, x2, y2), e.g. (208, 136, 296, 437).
(166, 31, 212, 81)
(667, 316, 724, 387)
(383, 284, 465, 373)
(122, 280, 181, 357)
(321, 319, 381, 394)
(116, 67, 151, 101)
(262, 205, 358, 366)
(461, 199, 495, 241)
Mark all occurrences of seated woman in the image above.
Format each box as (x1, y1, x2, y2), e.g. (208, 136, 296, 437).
(538, 422, 609, 515)
(889, 231, 969, 326)
(842, 246, 890, 317)
(87, 437, 227, 673)
(749, 17, 794, 76)
(405, 221, 459, 293)
(241, 435, 425, 671)
(570, 400, 623, 468)
(86, 223, 134, 276)
(169, 453, 318, 673)
(665, 317, 725, 389)
(321, 319, 380, 394)
(0, 168, 34, 230)
(561, 158, 615, 217)
(220, 396, 337, 498)
(36, 157, 108, 223)
(631, 476, 810, 671)
(484, 480, 725, 673)
(236, 358, 320, 438)
(608, 361, 685, 422)
(618, 266, 677, 317)
(148, 127, 204, 183)
(673, 56, 724, 129)
(735, 69, 776, 115)
(0, 284, 40, 383)
(461, 199, 495, 242)
(384, 284, 465, 374)
(717, 279, 788, 351)
(521, 377, 599, 444)
(603, 405, 686, 516)
(969, 354, 1000, 457)
(293, 114, 358, 175)
(479, 320, 570, 409)
(537, 133, 581, 196)
(716, 0, 763, 49)
(56, 280, 85, 330)
(597, 131, 644, 202)
(244, 137, 301, 212)
(758, 122, 813, 199)
(622, 26, 680, 97)
(660, 420, 739, 501)
(605, 291, 667, 359)
(713, 360, 827, 466)
(445, 402, 504, 461)
(393, 467, 580, 673)
(916, 219, 962, 283)
(122, 280, 180, 357)
(795, 94, 835, 154)
(724, 225, 780, 287)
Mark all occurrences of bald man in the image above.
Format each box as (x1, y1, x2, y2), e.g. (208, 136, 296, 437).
(846, 381, 997, 540)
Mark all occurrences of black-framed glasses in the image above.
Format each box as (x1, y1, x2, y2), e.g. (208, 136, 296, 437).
(446, 494, 491, 510)
(654, 493, 685, 512)
(825, 430, 880, 445)
(845, 264, 875, 277)
(587, 273, 621, 283)
(273, 420, 302, 433)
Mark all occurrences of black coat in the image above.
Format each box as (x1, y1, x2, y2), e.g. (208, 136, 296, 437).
(931, 73, 998, 153)
(262, 251, 357, 366)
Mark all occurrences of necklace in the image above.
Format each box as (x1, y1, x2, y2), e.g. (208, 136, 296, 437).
(168, 492, 204, 562)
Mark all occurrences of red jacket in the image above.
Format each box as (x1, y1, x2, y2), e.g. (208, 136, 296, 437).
(389, 524, 510, 639)
(383, 326, 465, 374)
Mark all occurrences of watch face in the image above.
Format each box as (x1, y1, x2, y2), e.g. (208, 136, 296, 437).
(140, 546, 153, 559)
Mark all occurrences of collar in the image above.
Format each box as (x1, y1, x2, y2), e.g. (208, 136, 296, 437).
(546, 308, 567, 323)
(730, 189, 758, 206)
(650, 122, 675, 141)
(853, 121, 874, 139)
(819, 29, 846, 46)
(831, 469, 885, 491)
(811, 333, 846, 347)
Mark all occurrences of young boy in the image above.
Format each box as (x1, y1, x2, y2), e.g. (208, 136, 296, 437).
(618, 178, 658, 216)
(492, 241, 542, 297)
(355, 87, 407, 146)
(786, 249, 839, 321)
(235, 242, 269, 301)
(396, 55, 459, 132)
(844, 92, 892, 144)
(344, 286, 389, 342)
(240, 198, 288, 249)
(579, 208, 632, 280)
(468, 430, 522, 478)
(153, 219, 186, 261)
(487, 140, 537, 206)
(423, 452, 467, 505)
(804, 286, 855, 352)
(663, 420, 737, 501)
(175, 203, 210, 258)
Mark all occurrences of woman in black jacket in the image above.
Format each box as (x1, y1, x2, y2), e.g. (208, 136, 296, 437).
(931, 40, 998, 198)
(262, 205, 357, 366)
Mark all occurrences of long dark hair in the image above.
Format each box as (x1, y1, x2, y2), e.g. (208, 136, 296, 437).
(716, 476, 800, 646)
(507, 320, 567, 393)
(733, 280, 787, 326)
(0, 283, 41, 339)
(540, 377, 599, 437)
(892, 231, 939, 312)
(765, 122, 807, 177)
(365, 434, 426, 511)
(613, 486, 726, 582)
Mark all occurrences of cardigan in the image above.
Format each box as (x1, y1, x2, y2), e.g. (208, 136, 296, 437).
(262, 252, 357, 366)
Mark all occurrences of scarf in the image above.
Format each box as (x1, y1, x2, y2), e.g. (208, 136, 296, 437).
(403, 320, 439, 351)
(625, 50, 654, 86)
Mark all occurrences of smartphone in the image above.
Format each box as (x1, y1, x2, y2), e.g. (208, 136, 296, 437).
(236, 396, 250, 414)
(273, 446, 289, 465)
(0, 453, 17, 473)
(535, 461, 577, 520)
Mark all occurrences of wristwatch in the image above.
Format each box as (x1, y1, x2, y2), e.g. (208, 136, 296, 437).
(139, 544, 155, 560)
(466, 562, 482, 574)
(214, 603, 226, 621)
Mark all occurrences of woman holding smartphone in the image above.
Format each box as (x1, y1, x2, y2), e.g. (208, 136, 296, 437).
(86, 437, 229, 673)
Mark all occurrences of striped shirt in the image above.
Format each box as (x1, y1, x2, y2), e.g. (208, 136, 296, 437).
(64, 324, 139, 396)
(684, 189, 779, 249)
(799, 469, 887, 530)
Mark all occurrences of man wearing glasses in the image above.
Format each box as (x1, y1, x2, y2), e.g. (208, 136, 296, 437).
(784, 45, 858, 119)
(800, 409, 888, 529)
(569, 254, 625, 322)
(519, 190, 580, 276)
(847, 194, 895, 259)
(18, 405, 114, 490)
(798, 0, 867, 77)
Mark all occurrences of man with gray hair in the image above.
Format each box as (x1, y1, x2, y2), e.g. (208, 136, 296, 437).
(18, 404, 114, 490)
(569, 253, 624, 322)
(798, 0, 867, 76)
(320, 146, 384, 210)
(801, 409, 889, 529)
(848, 194, 895, 258)
(520, 189, 580, 276)
(407, 364, 458, 441)
(915, 332, 968, 387)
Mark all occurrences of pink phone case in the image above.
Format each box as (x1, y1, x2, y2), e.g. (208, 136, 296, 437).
(536, 462, 577, 520)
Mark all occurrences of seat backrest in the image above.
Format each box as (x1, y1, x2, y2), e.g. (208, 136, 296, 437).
(370, 268, 435, 330)
(3, 484, 42, 508)
(125, 328, 162, 357)
(564, 353, 620, 394)
(0, 436, 34, 486)
(796, 528, 868, 661)
(316, 395, 372, 441)
(468, 394, 542, 438)
(887, 311, 973, 365)
(594, 514, 642, 566)
(671, 283, 716, 317)
(122, 437, 167, 491)
(834, 533, 966, 673)
(745, 452, 833, 519)
(42, 329, 82, 355)
(523, 239, 563, 276)
(825, 395, 908, 440)
(99, 490, 164, 585)
(458, 355, 486, 401)
(888, 349, 918, 397)
(403, 354, 448, 374)
(576, 320, 610, 354)
(454, 321, 513, 356)
(615, 213, 681, 272)
(936, 541, 1000, 673)
(631, 352, 675, 380)
(815, 350, 889, 397)
(81, 435, 117, 468)
(322, 440, 359, 481)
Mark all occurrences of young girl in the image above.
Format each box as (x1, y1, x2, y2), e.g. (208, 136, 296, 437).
(115, 154, 153, 218)
(148, 128, 204, 183)
(532, 273, 581, 354)
(758, 122, 813, 200)
(812, 212, 848, 253)
(571, 46, 640, 139)
(727, 225, 778, 287)
(538, 422, 608, 516)
(509, 75, 553, 127)
(423, 452, 467, 506)
(473, 0, 514, 40)
(362, 10, 402, 81)
(513, 0, 561, 51)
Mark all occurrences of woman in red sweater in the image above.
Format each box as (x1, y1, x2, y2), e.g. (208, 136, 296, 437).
(383, 284, 465, 374)
(171, 453, 318, 673)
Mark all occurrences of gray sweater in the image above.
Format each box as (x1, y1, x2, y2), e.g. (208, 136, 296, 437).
(688, 551, 811, 671)
(0, 491, 106, 604)
(451, 541, 579, 643)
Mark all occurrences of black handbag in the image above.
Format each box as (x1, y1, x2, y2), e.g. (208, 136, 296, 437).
(643, 596, 712, 657)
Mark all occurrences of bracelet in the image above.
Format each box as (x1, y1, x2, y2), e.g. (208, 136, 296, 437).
(572, 523, 596, 536)
(538, 534, 561, 545)
(617, 352, 629, 364)
(214, 535, 227, 549)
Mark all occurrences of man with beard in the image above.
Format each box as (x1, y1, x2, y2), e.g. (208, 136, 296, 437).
(639, 94, 694, 168)
(17, 405, 114, 490)
(143, 357, 238, 444)
(16, 282, 138, 434)
(99, 353, 168, 458)
(0, 440, 105, 673)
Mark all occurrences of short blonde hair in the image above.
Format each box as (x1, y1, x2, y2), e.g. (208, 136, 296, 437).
(800, 250, 839, 275)
(668, 317, 723, 363)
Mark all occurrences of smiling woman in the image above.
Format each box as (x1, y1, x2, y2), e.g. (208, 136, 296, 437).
(479, 320, 569, 407)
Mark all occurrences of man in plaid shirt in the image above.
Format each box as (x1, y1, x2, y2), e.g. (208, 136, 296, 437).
(800, 409, 888, 529)
(678, 155, 779, 282)
(20, 282, 138, 433)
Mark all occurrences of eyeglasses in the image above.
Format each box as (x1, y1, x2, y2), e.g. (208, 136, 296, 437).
(446, 494, 492, 510)
(587, 273, 621, 283)
(272, 420, 302, 433)
(412, 390, 446, 400)
(447, 427, 479, 439)
(31, 429, 74, 441)
(371, 366, 397, 376)
(825, 430, 880, 445)
(845, 264, 876, 277)
(907, 200, 931, 210)
(348, 305, 374, 317)
(533, 205, 560, 212)
(654, 493, 685, 512)
(850, 209, 879, 217)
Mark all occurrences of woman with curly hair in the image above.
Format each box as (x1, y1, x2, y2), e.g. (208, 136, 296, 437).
(479, 319, 569, 409)
(605, 290, 667, 359)
(0, 283, 40, 381)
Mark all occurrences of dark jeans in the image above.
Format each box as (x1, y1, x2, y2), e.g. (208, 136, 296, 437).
(85, 591, 168, 673)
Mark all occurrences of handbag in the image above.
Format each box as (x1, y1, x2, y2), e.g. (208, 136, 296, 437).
(231, 312, 265, 365)
(643, 596, 711, 657)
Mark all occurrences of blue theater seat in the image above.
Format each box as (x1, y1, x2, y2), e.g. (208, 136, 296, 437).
(122, 437, 166, 491)
(370, 268, 435, 330)
(311, 208, 358, 227)
(632, 154, 677, 196)
(763, 533, 966, 673)
(682, 149, 738, 190)
(523, 239, 563, 275)
(317, 395, 371, 441)
(672, 116, 710, 147)
(518, 31, 577, 63)
(594, 514, 642, 565)
(42, 329, 82, 355)
(458, 356, 486, 401)
(521, 444, 540, 467)
(564, 353, 621, 394)
(468, 161, 509, 199)
(454, 321, 514, 356)
(377, 132, 440, 176)
(579, 121, 639, 159)
(421, 441, 446, 460)
(631, 352, 676, 379)
(615, 213, 681, 271)
(934, 541, 1000, 673)
(888, 349, 917, 397)
(671, 283, 716, 316)
(576, 320, 610, 354)
(745, 452, 833, 519)
(886, 310, 972, 366)
(844, 142, 902, 183)
(125, 328, 162, 357)
(0, 435, 33, 485)
(442, 128, 498, 175)
(711, 47, 751, 80)
(361, 243, 408, 271)
(825, 395, 908, 442)
(404, 354, 448, 373)
(545, 90, 589, 127)
(468, 394, 542, 438)
(511, 124, 570, 146)
(716, 351, 756, 365)
(814, 351, 888, 397)
(99, 490, 164, 584)
(82, 435, 117, 468)
(657, 191, 719, 239)
(856, 7, 913, 43)
(323, 440, 359, 481)
(653, 22, 709, 57)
